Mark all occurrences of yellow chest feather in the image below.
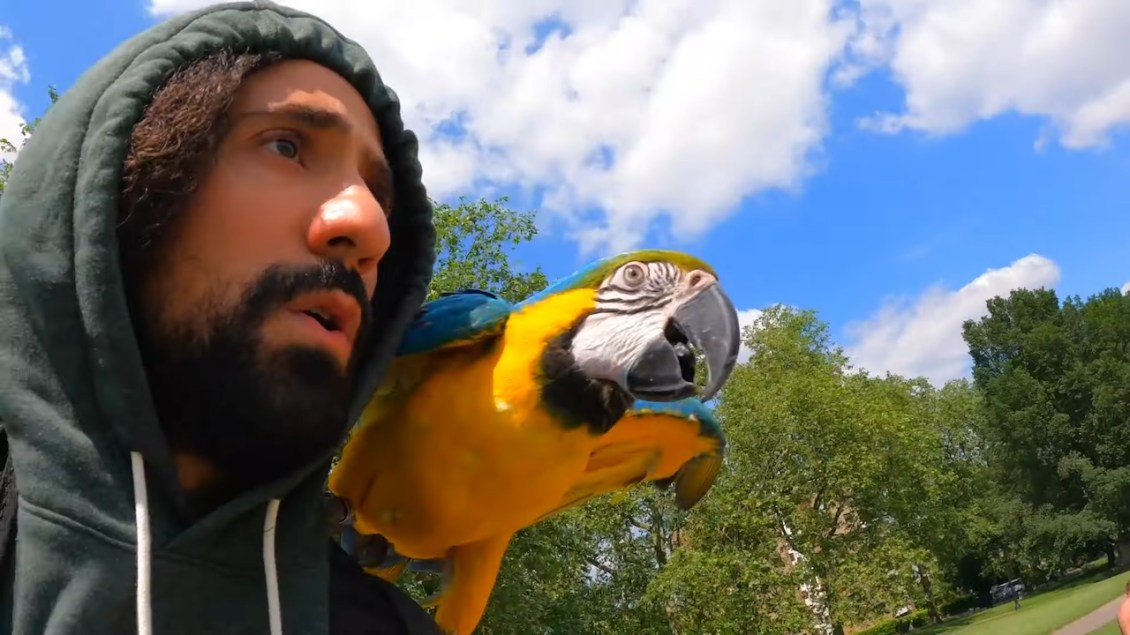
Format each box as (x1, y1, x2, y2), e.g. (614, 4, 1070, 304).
(333, 290, 603, 558)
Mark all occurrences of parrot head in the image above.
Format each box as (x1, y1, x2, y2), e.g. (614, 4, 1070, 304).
(526, 249, 741, 405)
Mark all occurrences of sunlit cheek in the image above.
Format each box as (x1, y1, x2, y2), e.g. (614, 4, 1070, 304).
(219, 180, 313, 260)
(228, 153, 313, 210)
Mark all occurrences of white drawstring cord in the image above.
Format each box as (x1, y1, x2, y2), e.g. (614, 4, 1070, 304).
(130, 451, 153, 635)
(132, 452, 285, 635)
(264, 498, 283, 635)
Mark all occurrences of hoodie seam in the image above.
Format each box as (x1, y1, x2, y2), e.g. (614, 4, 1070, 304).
(20, 498, 322, 574)
(20, 497, 138, 551)
(155, 550, 323, 576)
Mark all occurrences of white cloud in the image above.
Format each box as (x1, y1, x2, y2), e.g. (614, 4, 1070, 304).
(141, 2, 1130, 253)
(843, 254, 1061, 385)
(148, 0, 855, 253)
(0, 26, 29, 165)
(1122, 281, 1130, 295)
(852, 0, 1130, 149)
(736, 308, 765, 364)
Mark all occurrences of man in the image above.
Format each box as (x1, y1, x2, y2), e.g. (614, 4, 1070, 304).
(0, 2, 441, 633)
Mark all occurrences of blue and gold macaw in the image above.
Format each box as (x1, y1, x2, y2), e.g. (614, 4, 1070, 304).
(328, 250, 740, 635)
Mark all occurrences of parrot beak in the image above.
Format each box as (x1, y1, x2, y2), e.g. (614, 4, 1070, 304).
(625, 276, 741, 402)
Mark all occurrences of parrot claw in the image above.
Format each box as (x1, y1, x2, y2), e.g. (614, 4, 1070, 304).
(332, 502, 401, 571)
(420, 593, 443, 610)
(324, 491, 350, 532)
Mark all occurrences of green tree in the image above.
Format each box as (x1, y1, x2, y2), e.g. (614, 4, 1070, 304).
(963, 286, 1130, 571)
(427, 196, 548, 303)
(661, 306, 962, 634)
(893, 378, 995, 621)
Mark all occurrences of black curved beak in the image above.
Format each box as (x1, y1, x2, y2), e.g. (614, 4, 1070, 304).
(677, 284, 741, 398)
(625, 282, 741, 402)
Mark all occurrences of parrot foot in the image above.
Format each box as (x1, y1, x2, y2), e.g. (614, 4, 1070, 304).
(420, 592, 443, 610)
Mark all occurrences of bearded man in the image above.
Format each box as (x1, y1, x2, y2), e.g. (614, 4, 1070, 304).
(0, 2, 441, 633)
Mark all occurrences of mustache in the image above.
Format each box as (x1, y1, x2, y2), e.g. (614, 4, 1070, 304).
(242, 260, 372, 334)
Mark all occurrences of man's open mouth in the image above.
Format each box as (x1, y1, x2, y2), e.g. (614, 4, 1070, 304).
(288, 291, 363, 345)
(304, 308, 341, 332)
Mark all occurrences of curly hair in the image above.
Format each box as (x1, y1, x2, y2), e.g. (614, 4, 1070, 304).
(117, 49, 284, 285)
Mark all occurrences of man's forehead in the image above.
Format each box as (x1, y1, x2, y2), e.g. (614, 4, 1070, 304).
(229, 59, 383, 148)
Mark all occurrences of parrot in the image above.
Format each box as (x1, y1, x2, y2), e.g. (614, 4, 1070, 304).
(327, 249, 741, 635)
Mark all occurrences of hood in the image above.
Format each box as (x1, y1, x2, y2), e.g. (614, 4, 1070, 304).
(0, 2, 434, 632)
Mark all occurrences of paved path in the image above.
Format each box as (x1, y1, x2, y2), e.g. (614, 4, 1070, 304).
(1053, 597, 1123, 635)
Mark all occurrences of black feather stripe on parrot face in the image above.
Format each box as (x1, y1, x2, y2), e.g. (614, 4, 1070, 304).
(539, 319, 636, 435)
(569, 260, 741, 403)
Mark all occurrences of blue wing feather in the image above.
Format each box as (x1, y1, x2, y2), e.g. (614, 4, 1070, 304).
(395, 289, 514, 356)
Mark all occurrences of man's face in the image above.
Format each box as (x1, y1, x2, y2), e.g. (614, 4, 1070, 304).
(136, 59, 393, 500)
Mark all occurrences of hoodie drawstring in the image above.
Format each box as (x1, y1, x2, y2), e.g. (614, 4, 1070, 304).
(263, 498, 282, 635)
(130, 452, 153, 635)
(129, 452, 285, 635)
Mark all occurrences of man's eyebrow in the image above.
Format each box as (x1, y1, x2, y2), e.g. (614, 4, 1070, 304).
(236, 103, 396, 213)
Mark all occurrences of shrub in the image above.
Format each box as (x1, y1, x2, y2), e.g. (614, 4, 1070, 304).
(855, 609, 931, 635)
(940, 595, 979, 615)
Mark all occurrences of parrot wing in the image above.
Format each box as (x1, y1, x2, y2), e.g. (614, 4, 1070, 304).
(652, 450, 725, 511)
(362, 289, 515, 413)
(396, 289, 514, 356)
(642, 399, 727, 510)
(532, 398, 727, 523)
(331, 289, 515, 545)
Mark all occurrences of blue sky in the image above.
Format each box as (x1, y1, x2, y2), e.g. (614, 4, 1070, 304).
(1, 0, 1127, 384)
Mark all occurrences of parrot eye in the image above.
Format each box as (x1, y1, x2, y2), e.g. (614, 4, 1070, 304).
(620, 263, 646, 287)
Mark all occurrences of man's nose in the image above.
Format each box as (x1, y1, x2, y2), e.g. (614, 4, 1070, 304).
(307, 181, 390, 284)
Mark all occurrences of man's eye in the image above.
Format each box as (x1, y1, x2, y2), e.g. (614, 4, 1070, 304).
(266, 137, 300, 160)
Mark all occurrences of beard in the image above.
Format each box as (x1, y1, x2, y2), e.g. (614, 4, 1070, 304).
(135, 259, 373, 511)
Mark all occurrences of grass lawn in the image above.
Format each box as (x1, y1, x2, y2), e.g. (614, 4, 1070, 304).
(916, 567, 1130, 635)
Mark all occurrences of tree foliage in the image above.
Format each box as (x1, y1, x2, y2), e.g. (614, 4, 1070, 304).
(427, 196, 548, 303)
(962, 286, 1130, 577)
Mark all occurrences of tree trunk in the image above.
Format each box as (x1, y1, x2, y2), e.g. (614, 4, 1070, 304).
(1106, 540, 1118, 568)
(916, 563, 941, 624)
(648, 502, 669, 567)
(775, 512, 834, 635)
(1116, 532, 1130, 568)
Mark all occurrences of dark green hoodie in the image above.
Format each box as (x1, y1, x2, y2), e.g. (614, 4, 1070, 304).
(0, 2, 435, 633)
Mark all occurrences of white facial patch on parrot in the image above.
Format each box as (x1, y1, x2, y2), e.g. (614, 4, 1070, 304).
(570, 310, 670, 387)
(568, 261, 684, 388)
